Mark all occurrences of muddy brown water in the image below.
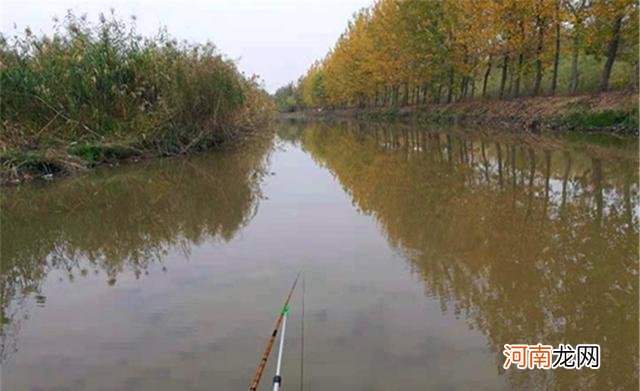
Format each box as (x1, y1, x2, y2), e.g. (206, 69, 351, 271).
(1, 121, 638, 390)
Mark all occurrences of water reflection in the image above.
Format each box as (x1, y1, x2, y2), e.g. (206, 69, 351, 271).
(2, 121, 637, 390)
(0, 135, 274, 360)
(284, 121, 638, 390)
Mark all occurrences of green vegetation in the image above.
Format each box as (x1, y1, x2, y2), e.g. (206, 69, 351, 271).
(277, 0, 638, 111)
(0, 11, 274, 183)
(273, 83, 301, 112)
(560, 109, 636, 130)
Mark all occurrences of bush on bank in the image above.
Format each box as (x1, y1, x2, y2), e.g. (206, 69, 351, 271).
(0, 11, 274, 183)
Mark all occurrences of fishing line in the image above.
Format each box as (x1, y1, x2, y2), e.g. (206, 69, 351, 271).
(299, 274, 305, 391)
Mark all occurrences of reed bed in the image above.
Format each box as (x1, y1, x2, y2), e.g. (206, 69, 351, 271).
(0, 11, 274, 183)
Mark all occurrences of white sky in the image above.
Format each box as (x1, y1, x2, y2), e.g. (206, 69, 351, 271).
(0, 0, 371, 93)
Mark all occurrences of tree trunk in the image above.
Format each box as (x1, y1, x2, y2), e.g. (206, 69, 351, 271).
(533, 16, 545, 96)
(599, 14, 623, 92)
(422, 83, 429, 104)
(464, 77, 470, 98)
(393, 85, 399, 106)
(550, 0, 561, 94)
(507, 67, 514, 97)
(499, 55, 509, 99)
(470, 75, 476, 98)
(384, 86, 388, 106)
(570, 34, 580, 94)
(447, 68, 454, 103)
(514, 53, 523, 97)
(402, 82, 409, 106)
(482, 57, 492, 98)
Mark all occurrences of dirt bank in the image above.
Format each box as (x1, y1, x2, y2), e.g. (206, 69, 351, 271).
(282, 91, 638, 135)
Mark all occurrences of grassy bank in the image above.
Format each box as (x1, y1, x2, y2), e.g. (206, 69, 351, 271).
(0, 12, 274, 184)
(284, 91, 638, 135)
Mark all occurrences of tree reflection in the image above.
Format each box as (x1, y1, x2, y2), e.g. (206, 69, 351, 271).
(294, 122, 638, 390)
(0, 135, 274, 360)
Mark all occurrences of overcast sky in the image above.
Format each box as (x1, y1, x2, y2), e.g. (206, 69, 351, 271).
(0, 0, 371, 92)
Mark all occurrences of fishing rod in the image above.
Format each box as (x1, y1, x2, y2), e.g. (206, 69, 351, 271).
(272, 301, 288, 391)
(249, 272, 301, 391)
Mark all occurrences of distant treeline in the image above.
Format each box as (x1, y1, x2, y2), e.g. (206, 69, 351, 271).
(275, 0, 638, 111)
(0, 11, 274, 182)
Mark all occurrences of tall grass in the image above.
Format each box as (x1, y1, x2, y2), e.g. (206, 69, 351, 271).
(0, 11, 274, 182)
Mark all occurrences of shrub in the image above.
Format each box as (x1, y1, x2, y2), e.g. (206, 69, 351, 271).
(0, 11, 273, 168)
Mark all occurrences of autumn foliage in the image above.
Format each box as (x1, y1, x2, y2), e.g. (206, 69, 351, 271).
(277, 0, 638, 110)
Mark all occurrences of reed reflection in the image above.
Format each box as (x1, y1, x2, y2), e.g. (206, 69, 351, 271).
(0, 136, 274, 359)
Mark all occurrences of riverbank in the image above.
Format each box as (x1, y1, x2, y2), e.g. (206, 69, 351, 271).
(1, 96, 274, 186)
(0, 125, 274, 186)
(281, 91, 638, 135)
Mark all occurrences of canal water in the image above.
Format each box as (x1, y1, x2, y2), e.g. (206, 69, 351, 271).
(2, 120, 638, 390)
